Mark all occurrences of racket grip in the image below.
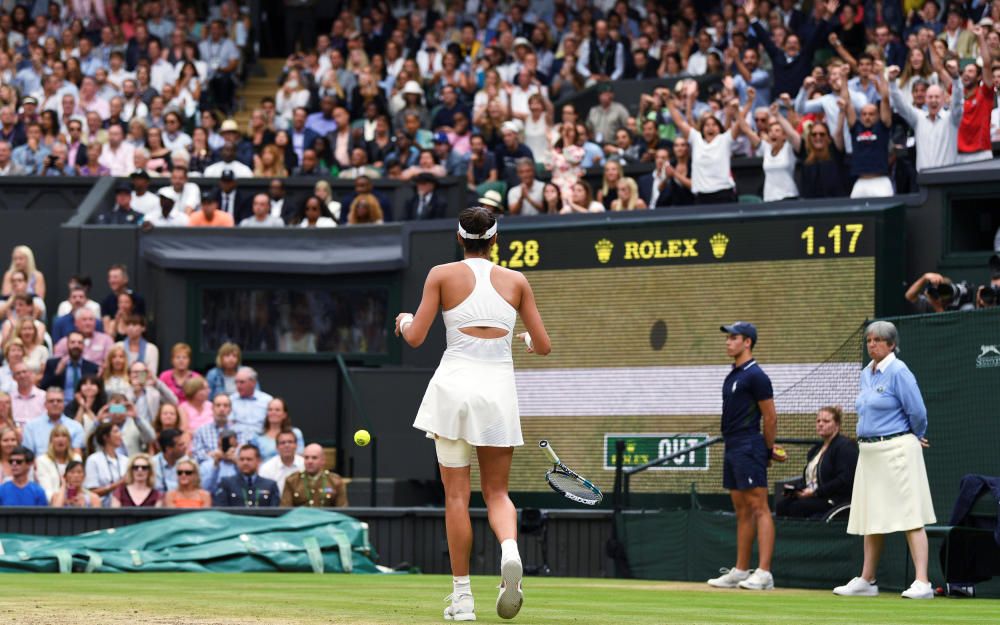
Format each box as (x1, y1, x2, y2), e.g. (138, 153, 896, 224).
(539, 439, 560, 464)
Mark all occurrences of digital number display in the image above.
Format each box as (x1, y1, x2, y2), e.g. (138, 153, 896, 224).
(462, 210, 897, 497)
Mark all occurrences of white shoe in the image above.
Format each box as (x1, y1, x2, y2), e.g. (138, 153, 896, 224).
(901, 580, 934, 599)
(707, 567, 750, 588)
(496, 556, 523, 619)
(833, 577, 879, 596)
(738, 568, 774, 590)
(444, 593, 476, 621)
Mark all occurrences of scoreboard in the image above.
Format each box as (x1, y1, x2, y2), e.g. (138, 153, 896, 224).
(475, 205, 904, 495)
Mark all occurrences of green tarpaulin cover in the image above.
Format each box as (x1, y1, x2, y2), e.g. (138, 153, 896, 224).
(0, 509, 380, 574)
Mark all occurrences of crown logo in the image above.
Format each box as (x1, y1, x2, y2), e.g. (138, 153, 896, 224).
(595, 238, 614, 263)
(709, 233, 729, 259)
(625, 441, 636, 453)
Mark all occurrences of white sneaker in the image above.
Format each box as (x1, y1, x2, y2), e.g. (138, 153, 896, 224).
(707, 567, 750, 588)
(833, 577, 879, 596)
(496, 556, 523, 619)
(738, 569, 774, 590)
(901, 580, 934, 599)
(444, 593, 476, 621)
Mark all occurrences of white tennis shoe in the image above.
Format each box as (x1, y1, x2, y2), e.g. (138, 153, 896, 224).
(833, 577, 879, 596)
(443, 593, 476, 621)
(496, 555, 524, 619)
(738, 568, 774, 590)
(901, 580, 934, 599)
(707, 567, 750, 588)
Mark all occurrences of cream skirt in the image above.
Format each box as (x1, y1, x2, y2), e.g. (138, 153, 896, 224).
(847, 433, 936, 535)
(412, 354, 523, 447)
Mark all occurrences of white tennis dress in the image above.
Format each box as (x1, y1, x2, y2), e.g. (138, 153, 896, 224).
(412, 258, 523, 447)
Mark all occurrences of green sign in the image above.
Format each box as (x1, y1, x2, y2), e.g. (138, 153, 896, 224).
(604, 434, 712, 471)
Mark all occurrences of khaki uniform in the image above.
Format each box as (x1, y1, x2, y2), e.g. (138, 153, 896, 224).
(281, 470, 348, 507)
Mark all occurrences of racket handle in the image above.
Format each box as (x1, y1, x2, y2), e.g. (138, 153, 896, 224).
(539, 439, 560, 464)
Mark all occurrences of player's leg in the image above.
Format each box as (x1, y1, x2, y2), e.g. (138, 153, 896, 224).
(734, 439, 774, 590)
(478, 445, 522, 619)
(477, 445, 516, 542)
(437, 437, 476, 621)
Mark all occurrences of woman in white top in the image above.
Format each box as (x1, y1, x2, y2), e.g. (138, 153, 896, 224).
(396, 208, 551, 622)
(34, 424, 82, 501)
(275, 69, 311, 124)
(667, 86, 750, 204)
(472, 69, 509, 118)
(83, 421, 130, 506)
(522, 93, 553, 166)
(311, 182, 342, 224)
(738, 106, 799, 202)
(2, 245, 46, 299)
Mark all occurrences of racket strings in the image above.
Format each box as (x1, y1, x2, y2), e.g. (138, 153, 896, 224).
(547, 470, 602, 504)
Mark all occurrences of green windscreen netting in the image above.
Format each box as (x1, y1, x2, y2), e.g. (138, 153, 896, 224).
(0, 509, 381, 574)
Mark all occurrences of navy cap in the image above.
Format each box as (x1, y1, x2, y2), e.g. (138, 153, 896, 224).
(220, 169, 235, 181)
(114, 181, 132, 193)
(720, 321, 757, 344)
(201, 190, 219, 204)
(433, 131, 449, 144)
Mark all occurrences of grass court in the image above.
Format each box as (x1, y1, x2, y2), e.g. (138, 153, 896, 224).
(1, 573, 998, 624)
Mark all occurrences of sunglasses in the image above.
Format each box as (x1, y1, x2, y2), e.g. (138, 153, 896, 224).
(176, 470, 194, 476)
(10, 459, 25, 465)
(132, 465, 150, 471)
(811, 132, 829, 138)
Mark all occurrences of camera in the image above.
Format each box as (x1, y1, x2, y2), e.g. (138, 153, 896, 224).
(979, 284, 1000, 307)
(109, 403, 126, 415)
(45, 154, 57, 166)
(925, 280, 974, 309)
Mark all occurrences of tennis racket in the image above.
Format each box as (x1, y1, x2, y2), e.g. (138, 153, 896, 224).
(538, 440, 603, 505)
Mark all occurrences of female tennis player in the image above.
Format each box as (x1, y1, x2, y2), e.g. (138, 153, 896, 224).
(396, 206, 551, 621)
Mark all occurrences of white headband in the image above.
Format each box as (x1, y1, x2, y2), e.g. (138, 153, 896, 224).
(458, 221, 498, 240)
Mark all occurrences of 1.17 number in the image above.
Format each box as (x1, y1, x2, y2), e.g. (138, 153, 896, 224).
(490, 239, 540, 268)
(800, 224, 864, 256)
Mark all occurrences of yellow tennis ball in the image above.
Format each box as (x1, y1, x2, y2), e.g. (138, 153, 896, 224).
(354, 429, 371, 446)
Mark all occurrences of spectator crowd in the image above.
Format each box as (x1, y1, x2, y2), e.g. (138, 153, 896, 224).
(0, 249, 348, 507)
(1, 0, 999, 222)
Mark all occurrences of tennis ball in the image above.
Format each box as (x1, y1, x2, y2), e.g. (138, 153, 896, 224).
(354, 429, 371, 447)
(771, 446, 787, 462)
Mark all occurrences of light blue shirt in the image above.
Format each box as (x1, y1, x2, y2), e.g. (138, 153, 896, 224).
(856, 353, 928, 439)
(733, 70, 772, 111)
(252, 427, 305, 462)
(199, 458, 237, 492)
(151, 452, 179, 492)
(23, 415, 85, 456)
(229, 389, 273, 441)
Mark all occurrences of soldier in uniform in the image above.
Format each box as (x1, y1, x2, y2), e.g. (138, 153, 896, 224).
(212, 443, 281, 507)
(281, 443, 349, 507)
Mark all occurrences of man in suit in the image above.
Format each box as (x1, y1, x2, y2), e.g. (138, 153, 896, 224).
(40, 332, 99, 401)
(875, 25, 906, 68)
(637, 148, 675, 209)
(937, 7, 977, 59)
(212, 443, 281, 507)
(216, 170, 254, 223)
(405, 172, 447, 220)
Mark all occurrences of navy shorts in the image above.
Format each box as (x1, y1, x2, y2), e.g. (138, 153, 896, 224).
(722, 435, 768, 491)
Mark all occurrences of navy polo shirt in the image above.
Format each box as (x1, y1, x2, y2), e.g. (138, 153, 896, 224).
(721, 359, 773, 439)
(849, 120, 890, 178)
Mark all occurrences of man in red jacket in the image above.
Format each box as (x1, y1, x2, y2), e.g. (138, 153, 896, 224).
(956, 25, 995, 163)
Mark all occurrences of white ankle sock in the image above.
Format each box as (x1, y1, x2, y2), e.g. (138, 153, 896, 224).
(731, 567, 748, 575)
(453, 575, 471, 596)
(500, 538, 520, 562)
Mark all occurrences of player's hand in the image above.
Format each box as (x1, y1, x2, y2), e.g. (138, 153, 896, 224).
(516, 332, 534, 353)
(394, 312, 412, 337)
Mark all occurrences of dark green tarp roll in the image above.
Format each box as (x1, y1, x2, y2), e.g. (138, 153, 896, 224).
(0, 508, 381, 574)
